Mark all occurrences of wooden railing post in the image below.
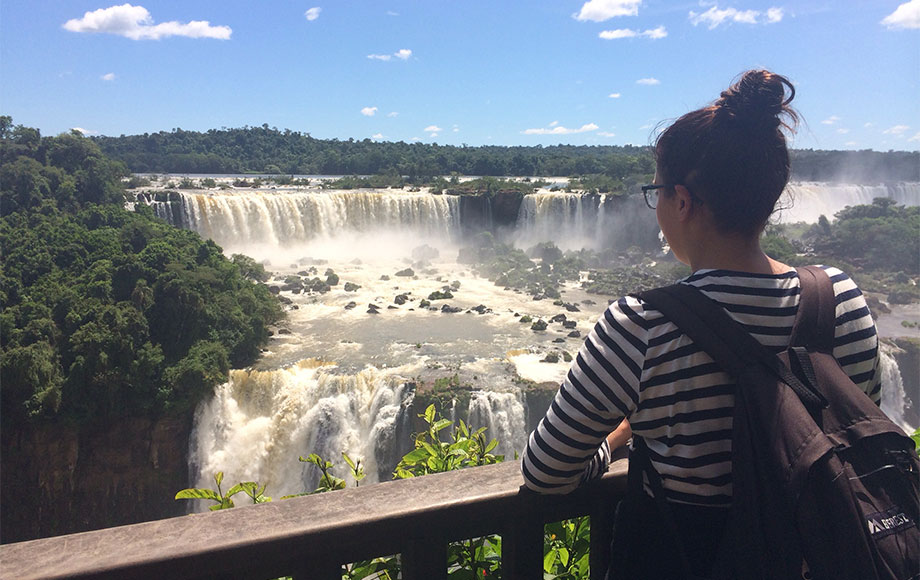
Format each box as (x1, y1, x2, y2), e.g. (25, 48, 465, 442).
(402, 535, 447, 580)
(503, 495, 544, 579)
(291, 560, 342, 580)
(589, 493, 616, 580)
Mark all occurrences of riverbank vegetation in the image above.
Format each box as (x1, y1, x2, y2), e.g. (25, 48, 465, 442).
(761, 198, 920, 304)
(0, 118, 283, 428)
(93, 124, 919, 183)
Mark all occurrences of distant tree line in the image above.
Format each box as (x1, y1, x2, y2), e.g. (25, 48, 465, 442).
(92, 124, 919, 183)
(0, 117, 282, 428)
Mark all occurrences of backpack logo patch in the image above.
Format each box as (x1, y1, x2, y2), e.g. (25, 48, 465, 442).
(865, 507, 915, 539)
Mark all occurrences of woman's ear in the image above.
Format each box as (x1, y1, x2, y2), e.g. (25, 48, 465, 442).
(674, 185, 695, 221)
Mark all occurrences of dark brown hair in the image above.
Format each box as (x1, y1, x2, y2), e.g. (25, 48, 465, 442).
(654, 70, 798, 236)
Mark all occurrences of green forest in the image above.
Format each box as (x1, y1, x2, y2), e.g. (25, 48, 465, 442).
(0, 117, 282, 429)
(92, 124, 920, 183)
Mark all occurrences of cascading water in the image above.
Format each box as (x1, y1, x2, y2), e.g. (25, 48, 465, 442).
(467, 391, 527, 459)
(159, 179, 917, 500)
(776, 182, 920, 223)
(515, 192, 608, 251)
(156, 189, 461, 252)
(880, 345, 916, 433)
(189, 360, 415, 494)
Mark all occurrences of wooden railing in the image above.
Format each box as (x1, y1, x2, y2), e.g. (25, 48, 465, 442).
(0, 458, 628, 580)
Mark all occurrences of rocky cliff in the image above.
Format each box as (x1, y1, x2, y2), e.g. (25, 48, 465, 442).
(1, 413, 193, 543)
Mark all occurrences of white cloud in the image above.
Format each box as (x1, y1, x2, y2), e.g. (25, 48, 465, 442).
(609, 92, 622, 98)
(600, 28, 636, 39)
(549, 121, 559, 127)
(424, 125, 442, 133)
(882, 0, 920, 29)
(864, 122, 875, 128)
(600, 25, 666, 39)
(522, 123, 599, 135)
(361, 107, 378, 117)
(883, 124, 910, 135)
(636, 77, 660, 85)
(101, 72, 116, 81)
(598, 131, 617, 137)
(821, 115, 841, 125)
(837, 128, 850, 134)
(574, 0, 642, 22)
(71, 127, 90, 135)
(372, 133, 384, 139)
(387, 11, 399, 17)
(766, 7, 784, 23)
(368, 49, 412, 61)
(305, 7, 321, 21)
(387, 111, 399, 118)
(63, 4, 231, 40)
(908, 131, 920, 142)
(688, 4, 783, 29)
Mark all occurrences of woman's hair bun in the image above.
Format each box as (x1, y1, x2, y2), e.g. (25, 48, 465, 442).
(715, 69, 797, 130)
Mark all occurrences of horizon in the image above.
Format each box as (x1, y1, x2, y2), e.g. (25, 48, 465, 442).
(2, 1, 918, 152)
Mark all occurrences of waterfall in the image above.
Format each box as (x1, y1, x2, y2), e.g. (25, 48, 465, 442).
(188, 360, 414, 498)
(154, 189, 461, 249)
(515, 192, 608, 251)
(776, 182, 920, 223)
(467, 390, 527, 459)
(880, 345, 916, 433)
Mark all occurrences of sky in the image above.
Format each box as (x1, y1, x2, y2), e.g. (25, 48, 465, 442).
(1, 0, 918, 151)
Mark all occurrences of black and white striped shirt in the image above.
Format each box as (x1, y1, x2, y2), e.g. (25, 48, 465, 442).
(521, 266, 881, 505)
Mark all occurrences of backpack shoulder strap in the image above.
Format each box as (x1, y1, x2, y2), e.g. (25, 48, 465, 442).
(793, 266, 835, 351)
(637, 281, 827, 411)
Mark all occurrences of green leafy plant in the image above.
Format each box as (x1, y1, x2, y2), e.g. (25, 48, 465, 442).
(394, 405, 502, 478)
(174, 471, 267, 511)
(543, 518, 591, 579)
(301, 453, 347, 493)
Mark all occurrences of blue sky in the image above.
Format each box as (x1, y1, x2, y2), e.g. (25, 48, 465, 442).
(2, 0, 918, 150)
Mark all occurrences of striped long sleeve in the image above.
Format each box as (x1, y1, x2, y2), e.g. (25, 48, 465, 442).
(521, 266, 881, 504)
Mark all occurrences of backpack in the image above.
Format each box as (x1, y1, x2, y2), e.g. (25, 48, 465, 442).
(632, 266, 920, 580)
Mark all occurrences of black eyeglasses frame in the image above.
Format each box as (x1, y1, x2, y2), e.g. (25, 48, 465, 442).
(641, 184, 670, 209)
(640, 183, 701, 210)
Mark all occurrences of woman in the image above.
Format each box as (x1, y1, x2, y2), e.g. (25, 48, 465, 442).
(520, 70, 881, 577)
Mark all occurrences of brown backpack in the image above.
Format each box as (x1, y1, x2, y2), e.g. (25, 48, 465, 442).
(635, 266, 919, 580)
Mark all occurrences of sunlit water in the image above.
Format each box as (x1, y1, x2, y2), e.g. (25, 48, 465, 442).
(141, 182, 919, 498)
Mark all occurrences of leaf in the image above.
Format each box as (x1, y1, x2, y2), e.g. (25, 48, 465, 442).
(433, 418, 453, 433)
(226, 483, 246, 497)
(175, 488, 221, 502)
(342, 452, 357, 471)
(214, 471, 224, 487)
(543, 549, 558, 573)
(484, 438, 499, 454)
(400, 447, 430, 464)
(424, 404, 436, 425)
(421, 441, 440, 458)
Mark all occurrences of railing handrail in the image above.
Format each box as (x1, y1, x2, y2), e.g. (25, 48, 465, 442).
(0, 459, 628, 580)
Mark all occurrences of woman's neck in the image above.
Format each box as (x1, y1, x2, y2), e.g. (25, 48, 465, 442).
(685, 231, 790, 275)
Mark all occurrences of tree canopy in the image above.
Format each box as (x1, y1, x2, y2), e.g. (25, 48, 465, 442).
(0, 117, 283, 427)
(91, 124, 920, 183)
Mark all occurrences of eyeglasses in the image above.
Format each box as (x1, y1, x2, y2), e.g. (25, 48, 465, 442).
(640, 184, 701, 209)
(641, 184, 670, 209)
